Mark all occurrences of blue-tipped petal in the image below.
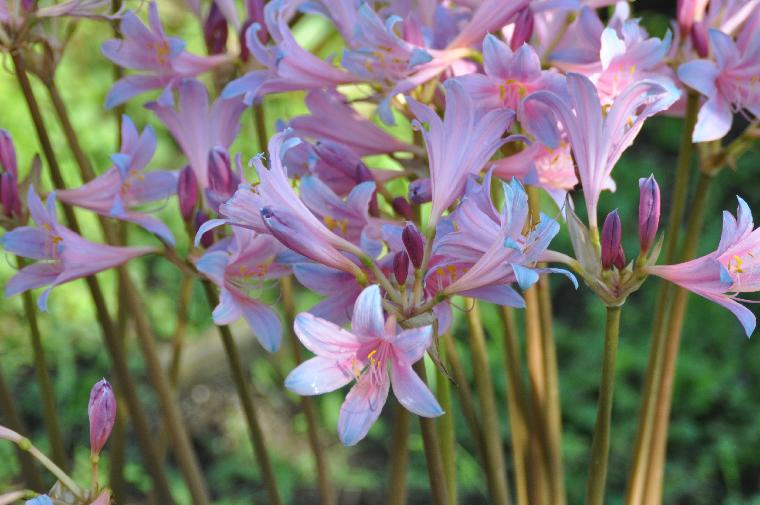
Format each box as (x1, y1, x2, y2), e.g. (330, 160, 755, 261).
(512, 263, 539, 290)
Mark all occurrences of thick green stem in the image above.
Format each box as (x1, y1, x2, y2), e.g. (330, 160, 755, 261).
(17, 257, 67, 471)
(202, 280, 282, 505)
(499, 307, 530, 505)
(642, 173, 714, 505)
(11, 51, 176, 505)
(585, 306, 622, 505)
(466, 300, 511, 505)
(0, 363, 44, 491)
(281, 276, 335, 505)
(412, 361, 450, 505)
(624, 92, 701, 504)
(436, 333, 457, 505)
(387, 402, 411, 505)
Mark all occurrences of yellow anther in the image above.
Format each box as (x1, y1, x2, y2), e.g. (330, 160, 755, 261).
(368, 349, 379, 368)
(733, 255, 744, 273)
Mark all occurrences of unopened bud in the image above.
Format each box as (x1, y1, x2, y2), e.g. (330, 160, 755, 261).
(204, 1, 228, 55)
(409, 178, 432, 204)
(88, 379, 116, 457)
(638, 175, 660, 255)
(393, 251, 410, 285)
(691, 21, 709, 58)
(21, 0, 36, 13)
(601, 210, 624, 270)
(510, 8, 534, 50)
(0, 130, 17, 177)
(208, 146, 237, 195)
(1, 172, 21, 218)
(353, 162, 380, 217)
(392, 197, 414, 220)
(402, 222, 424, 269)
(178, 166, 198, 222)
(195, 211, 215, 248)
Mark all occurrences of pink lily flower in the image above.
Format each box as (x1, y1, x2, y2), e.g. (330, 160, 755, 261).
(146, 79, 245, 190)
(647, 197, 760, 336)
(222, 15, 359, 105)
(196, 227, 289, 352)
(457, 35, 568, 123)
(56, 116, 176, 245)
(523, 73, 679, 230)
(677, 27, 760, 142)
(2, 187, 154, 310)
(408, 79, 514, 226)
(289, 89, 415, 156)
(285, 284, 443, 446)
(102, 1, 228, 108)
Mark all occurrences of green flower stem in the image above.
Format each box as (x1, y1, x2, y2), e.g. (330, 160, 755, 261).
(436, 332, 458, 505)
(281, 276, 336, 505)
(12, 50, 176, 505)
(499, 306, 530, 505)
(24, 442, 83, 498)
(169, 273, 195, 388)
(202, 280, 283, 505)
(16, 257, 67, 471)
(0, 363, 44, 491)
(387, 402, 411, 505)
(466, 299, 511, 505)
(412, 360, 450, 505)
(585, 306, 622, 505)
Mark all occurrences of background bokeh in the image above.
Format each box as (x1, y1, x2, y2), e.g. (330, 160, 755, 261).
(0, 2, 759, 504)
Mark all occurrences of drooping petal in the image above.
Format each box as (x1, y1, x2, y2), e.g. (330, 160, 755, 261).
(390, 363, 443, 417)
(338, 371, 390, 446)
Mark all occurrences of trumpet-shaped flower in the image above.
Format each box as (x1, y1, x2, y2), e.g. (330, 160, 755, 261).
(523, 73, 679, 230)
(102, 1, 228, 108)
(146, 79, 245, 190)
(56, 116, 176, 244)
(196, 227, 289, 351)
(647, 197, 760, 336)
(285, 284, 443, 446)
(408, 79, 514, 226)
(2, 188, 153, 310)
(677, 27, 760, 142)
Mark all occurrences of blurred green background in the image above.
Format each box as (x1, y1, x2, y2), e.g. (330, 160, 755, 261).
(1, 2, 759, 504)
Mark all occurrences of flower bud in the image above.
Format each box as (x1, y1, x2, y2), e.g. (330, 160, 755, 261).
(204, 1, 228, 55)
(353, 162, 380, 217)
(510, 8, 534, 50)
(392, 197, 415, 220)
(402, 222, 424, 269)
(638, 175, 660, 255)
(178, 166, 198, 222)
(409, 178, 432, 204)
(0, 130, 17, 177)
(393, 251, 409, 285)
(601, 210, 624, 270)
(207, 147, 239, 211)
(195, 211, 215, 248)
(313, 141, 362, 180)
(1, 172, 21, 218)
(88, 379, 116, 457)
(691, 21, 709, 58)
(21, 0, 36, 13)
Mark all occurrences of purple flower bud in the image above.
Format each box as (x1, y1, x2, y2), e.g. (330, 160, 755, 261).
(0, 130, 17, 177)
(352, 162, 380, 217)
(195, 211, 215, 248)
(1, 172, 21, 218)
(510, 8, 534, 50)
(409, 178, 432, 204)
(208, 146, 238, 196)
(691, 21, 709, 58)
(178, 166, 198, 222)
(392, 197, 415, 220)
(204, 1, 228, 55)
(314, 141, 362, 180)
(402, 222, 424, 269)
(638, 175, 660, 255)
(88, 379, 116, 457)
(393, 251, 410, 285)
(601, 210, 624, 270)
(21, 0, 36, 13)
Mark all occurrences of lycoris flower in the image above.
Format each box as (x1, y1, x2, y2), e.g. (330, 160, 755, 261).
(102, 1, 228, 108)
(196, 227, 289, 352)
(524, 73, 679, 231)
(408, 79, 514, 226)
(285, 284, 443, 446)
(56, 116, 176, 244)
(677, 26, 760, 142)
(647, 197, 760, 336)
(146, 79, 245, 191)
(2, 188, 154, 310)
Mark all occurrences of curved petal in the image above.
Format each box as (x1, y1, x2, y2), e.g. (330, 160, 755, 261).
(692, 94, 733, 142)
(351, 285, 385, 340)
(391, 326, 432, 364)
(294, 312, 362, 357)
(240, 298, 282, 352)
(390, 364, 443, 417)
(338, 372, 389, 446)
(285, 356, 354, 395)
